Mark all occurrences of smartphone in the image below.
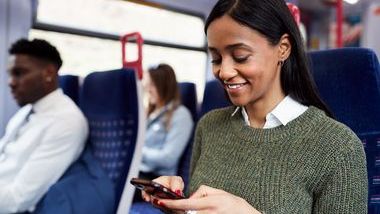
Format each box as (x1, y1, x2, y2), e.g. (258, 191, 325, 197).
(130, 178, 185, 199)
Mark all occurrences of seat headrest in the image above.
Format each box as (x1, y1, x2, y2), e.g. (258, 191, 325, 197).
(200, 80, 231, 117)
(179, 82, 198, 121)
(80, 69, 137, 117)
(59, 75, 79, 104)
(309, 48, 380, 133)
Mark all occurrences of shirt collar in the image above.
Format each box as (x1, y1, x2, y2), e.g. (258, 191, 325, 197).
(240, 95, 308, 128)
(32, 89, 63, 114)
(148, 102, 173, 121)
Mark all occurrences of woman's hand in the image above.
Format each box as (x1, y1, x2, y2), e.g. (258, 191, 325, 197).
(158, 185, 262, 214)
(141, 176, 185, 202)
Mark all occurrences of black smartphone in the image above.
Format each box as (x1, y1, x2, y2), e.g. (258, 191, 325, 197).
(130, 178, 185, 199)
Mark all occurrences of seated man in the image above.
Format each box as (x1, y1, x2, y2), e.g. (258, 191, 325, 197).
(0, 39, 88, 213)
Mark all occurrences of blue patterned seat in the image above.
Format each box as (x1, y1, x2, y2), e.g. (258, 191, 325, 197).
(58, 75, 80, 104)
(80, 69, 145, 213)
(359, 132, 380, 213)
(309, 48, 380, 213)
(179, 82, 198, 122)
(34, 70, 144, 214)
(199, 79, 231, 117)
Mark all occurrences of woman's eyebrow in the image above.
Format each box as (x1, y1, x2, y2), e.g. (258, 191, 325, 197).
(225, 43, 252, 51)
(208, 43, 252, 52)
(208, 47, 218, 53)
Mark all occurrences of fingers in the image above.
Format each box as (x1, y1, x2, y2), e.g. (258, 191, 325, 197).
(160, 185, 227, 211)
(159, 197, 215, 211)
(141, 176, 183, 202)
(141, 191, 151, 202)
(142, 176, 185, 203)
(154, 176, 185, 196)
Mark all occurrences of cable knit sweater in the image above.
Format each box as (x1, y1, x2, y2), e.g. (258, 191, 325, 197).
(189, 106, 367, 214)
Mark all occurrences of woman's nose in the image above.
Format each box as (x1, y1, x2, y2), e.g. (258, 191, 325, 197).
(218, 61, 237, 81)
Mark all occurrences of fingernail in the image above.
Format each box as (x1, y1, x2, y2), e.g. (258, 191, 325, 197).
(175, 189, 182, 196)
(158, 201, 165, 207)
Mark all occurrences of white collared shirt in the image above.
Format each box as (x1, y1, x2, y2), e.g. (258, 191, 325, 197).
(0, 89, 88, 213)
(241, 96, 308, 128)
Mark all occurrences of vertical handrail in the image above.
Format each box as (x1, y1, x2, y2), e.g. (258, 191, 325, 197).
(121, 32, 144, 79)
(336, 0, 343, 48)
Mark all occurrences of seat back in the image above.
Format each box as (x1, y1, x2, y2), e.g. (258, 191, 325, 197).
(80, 69, 145, 213)
(309, 48, 380, 134)
(309, 48, 380, 213)
(58, 75, 80, 104)
(359, 132, 380, 213)
(200, 79, 231, 117)
(179, 82, 198, 122)
(33, 148, 115, 214)
(177, 82, 198, 187)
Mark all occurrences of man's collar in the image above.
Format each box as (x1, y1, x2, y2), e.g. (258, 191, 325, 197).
(32, 89, 62, 113)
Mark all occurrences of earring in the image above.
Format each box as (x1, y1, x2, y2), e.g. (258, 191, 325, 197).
(46, 77, 52, 82)
(278, 60, 284, 67)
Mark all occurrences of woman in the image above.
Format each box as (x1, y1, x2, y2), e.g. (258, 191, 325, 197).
(143, 0, 368, 213)
(139, 63, 193, 180)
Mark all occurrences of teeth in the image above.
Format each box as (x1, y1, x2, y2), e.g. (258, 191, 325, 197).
(227, 83, 245, 89)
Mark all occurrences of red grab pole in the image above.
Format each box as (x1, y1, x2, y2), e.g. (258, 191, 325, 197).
(336, 0, 344, 48)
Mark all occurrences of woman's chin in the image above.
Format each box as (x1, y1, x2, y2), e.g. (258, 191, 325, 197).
(229, 98, 248, 107)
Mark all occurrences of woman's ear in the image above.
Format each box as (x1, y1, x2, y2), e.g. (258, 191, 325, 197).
(278, 34, 291, 61)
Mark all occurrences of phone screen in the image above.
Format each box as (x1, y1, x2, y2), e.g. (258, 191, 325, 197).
(130, 178, 185, 200)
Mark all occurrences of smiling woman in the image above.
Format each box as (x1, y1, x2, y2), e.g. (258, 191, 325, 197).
(207, 15, 287, 120)
(141, 0, 368, 213)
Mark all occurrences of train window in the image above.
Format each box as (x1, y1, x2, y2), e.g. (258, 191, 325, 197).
(29, 30, 120, 75)
(29, 29, 207, 98)
(36, 0, 205, 48)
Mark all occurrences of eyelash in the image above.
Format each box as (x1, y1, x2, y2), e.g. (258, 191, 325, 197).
(211, 58, 221, 65)
(234, 56, 249, 63)
(211, 56, 249, 65)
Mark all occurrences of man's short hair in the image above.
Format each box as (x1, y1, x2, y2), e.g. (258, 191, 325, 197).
(9, 38, 63, 70)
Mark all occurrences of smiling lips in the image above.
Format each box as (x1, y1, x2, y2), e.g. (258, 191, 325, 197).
(224, 82, 248, 90)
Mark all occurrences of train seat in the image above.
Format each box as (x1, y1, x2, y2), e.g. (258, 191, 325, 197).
(199, 79, 230, 117)
(130, 82, 198, 214)
(33, 148, 115, 214)
(309, 47, 380, 213)
(179, 82, 198, 122)
(37, 69, 145, 214)
(80, 69, 145, 213)
(177, 82, 198, 187)
(58, 75, 80, 105)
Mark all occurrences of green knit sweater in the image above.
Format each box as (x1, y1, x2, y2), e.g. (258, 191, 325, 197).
(189, 106, 368, 214)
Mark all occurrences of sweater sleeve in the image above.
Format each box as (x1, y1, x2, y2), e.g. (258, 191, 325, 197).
(313, 132, 368, 214)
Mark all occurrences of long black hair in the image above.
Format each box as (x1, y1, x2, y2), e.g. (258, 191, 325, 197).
(205, 0, 333, 117)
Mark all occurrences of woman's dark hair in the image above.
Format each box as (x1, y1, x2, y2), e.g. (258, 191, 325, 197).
(147, 63, 181, 129)
(205, 0, 333, 117)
